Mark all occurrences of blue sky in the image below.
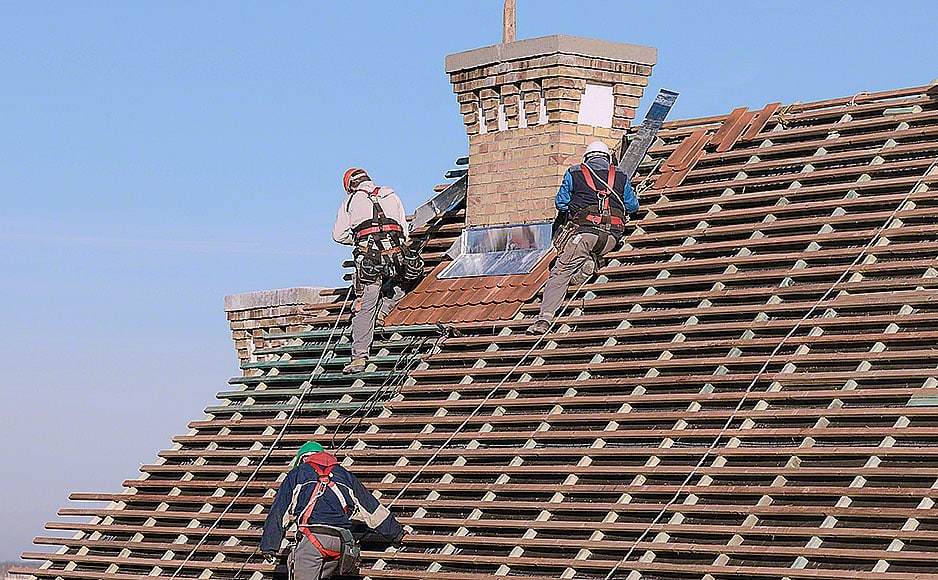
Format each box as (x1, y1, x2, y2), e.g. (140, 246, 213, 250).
(1, 0, 935, 560)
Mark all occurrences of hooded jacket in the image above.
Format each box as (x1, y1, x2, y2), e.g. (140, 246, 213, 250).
(260, 452, 404, 553)
(333, 181, 409, 245)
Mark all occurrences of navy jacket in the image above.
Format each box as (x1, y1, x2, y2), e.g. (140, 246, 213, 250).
(260, 452, 404, 553)
(556, 157, 639, 214)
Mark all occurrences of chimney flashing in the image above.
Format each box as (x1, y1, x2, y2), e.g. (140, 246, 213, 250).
(445, 34, 657, 74)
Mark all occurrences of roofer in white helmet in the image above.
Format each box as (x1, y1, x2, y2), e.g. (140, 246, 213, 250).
(333, 168, 424, 373)
(526, 140, 639, 335)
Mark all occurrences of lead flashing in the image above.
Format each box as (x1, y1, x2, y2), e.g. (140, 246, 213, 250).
(445, 34, 657, 73)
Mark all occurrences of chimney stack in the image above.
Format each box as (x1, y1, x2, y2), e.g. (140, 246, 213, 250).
(446, 35, 657, 227)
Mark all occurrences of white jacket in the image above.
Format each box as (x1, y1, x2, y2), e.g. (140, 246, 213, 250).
(332, 181, 409, 245)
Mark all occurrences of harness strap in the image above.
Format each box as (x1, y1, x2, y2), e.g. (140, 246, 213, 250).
(579, 164, 617, 196)
(578, 163, 625, 226)
(354, 223, 403, 238)
(296, 462, 350, 561)
(351, 187, 405, 243)
(299, 527, 342, 561)
(583, 214, 626, 226)
(579, 164, 620, 226)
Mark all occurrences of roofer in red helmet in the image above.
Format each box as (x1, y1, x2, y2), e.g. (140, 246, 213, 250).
(333, 168, 423, 373)
(526, 141, 639, 335)
(260, 441, 405, 579)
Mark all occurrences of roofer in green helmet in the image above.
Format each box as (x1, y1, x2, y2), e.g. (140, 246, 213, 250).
(260, 441, 405, 579)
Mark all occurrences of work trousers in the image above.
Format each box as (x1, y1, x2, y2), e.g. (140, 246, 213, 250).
(351, 278, 406, 359)
(289, 534, 341, 580)
(537, 230, 617, 322)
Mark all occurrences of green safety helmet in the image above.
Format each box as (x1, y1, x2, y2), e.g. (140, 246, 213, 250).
(293, 441, 324, 466)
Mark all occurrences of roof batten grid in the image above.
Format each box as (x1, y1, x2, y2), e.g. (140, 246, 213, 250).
(21, 88, 938, 580)
(590, 95, 938, 578)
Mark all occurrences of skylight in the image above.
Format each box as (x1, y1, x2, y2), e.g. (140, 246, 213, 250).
(439, 222, 553, 279)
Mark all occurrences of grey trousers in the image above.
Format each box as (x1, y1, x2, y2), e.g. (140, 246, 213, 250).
(351, 278, 406, 359)
(537, 231, 617, 322)
(289, 534, 341, 580)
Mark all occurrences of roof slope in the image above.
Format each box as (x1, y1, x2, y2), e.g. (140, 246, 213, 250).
(384, 254, 552, 326)
(18, 83, 938, 580)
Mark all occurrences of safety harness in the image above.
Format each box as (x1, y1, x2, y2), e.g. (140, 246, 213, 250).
(294, 456, 361, 575)
(351, 188, 405, 243)
(576, 163, 627, 229)
(349, 187, 423, 287)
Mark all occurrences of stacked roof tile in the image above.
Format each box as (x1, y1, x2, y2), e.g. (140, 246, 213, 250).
(19, 83, 938, 580)
(384, 254, 552, 326)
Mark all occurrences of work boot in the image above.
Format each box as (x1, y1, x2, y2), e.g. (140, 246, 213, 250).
(525, 319, 551, 335)
(342, 358, 368, 375)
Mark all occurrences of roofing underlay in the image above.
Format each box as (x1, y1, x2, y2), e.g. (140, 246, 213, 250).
(18, 83, 938, 580)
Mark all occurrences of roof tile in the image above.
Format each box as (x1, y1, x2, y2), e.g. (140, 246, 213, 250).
(385, 254, 553, 326)
(29, 83, 938, 580)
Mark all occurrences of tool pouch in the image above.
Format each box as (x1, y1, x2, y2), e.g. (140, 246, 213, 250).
(304, 525, 361, 576)
(400, 245, 425, 282)
(552, 221, 578, 254)
(354, 247, 383, 287)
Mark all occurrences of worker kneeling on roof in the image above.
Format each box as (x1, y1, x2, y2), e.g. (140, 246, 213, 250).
(261, 441, 406, 579)
(527, 141, 639, 335)
(333, 168, 423, 374)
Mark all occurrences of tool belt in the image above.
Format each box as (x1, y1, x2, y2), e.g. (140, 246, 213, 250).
(351, 189, 423, 289)
(298, 524, 361, 576)
(354, 242, 424, 288)
(581, 213, 626, 227)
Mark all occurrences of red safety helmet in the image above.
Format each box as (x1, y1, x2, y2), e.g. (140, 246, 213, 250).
(343, 168, 370, 193)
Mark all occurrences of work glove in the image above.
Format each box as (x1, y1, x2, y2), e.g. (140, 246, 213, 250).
(551, 211, 569, 236)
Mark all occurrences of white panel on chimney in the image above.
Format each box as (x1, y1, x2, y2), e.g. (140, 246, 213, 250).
(578, 83, 614, 128)
(518, 91, 527, 128)
(479, 95, 488, 134)
(539, 89, 548, 125)
(497, 95, 508, 131)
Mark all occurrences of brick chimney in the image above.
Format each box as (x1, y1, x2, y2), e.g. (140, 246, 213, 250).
(446, 35, 657, 227)
(224, 287, 330, 373)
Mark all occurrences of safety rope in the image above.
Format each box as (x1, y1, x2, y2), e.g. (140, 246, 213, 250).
(389, 257, 603, 507)
(169, 291, 351, 579)
(599, 156, 938, 580)
(331, 332, 442, 451)
(584, 161, 631, 213)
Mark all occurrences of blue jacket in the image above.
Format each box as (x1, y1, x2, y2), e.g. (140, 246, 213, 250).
(260, 452, 403, 553)
(556, 157, 639, 215)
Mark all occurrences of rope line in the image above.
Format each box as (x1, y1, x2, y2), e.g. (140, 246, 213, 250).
(600, 156, 937, 580)
(169, 292, 351, 579)
(389, 255, 603, 507)
(332, 332, 441, 451)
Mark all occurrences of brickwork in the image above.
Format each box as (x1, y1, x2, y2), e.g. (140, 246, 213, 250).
(223, 287, 330, 373)
(467, 123, 622, 225)
(447, 35, 656, 226)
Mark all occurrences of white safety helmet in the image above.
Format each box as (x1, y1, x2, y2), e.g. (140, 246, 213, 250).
(584, 140, 611, 162)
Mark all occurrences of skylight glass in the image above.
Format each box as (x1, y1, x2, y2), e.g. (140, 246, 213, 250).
(439, 222, 553, 279)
